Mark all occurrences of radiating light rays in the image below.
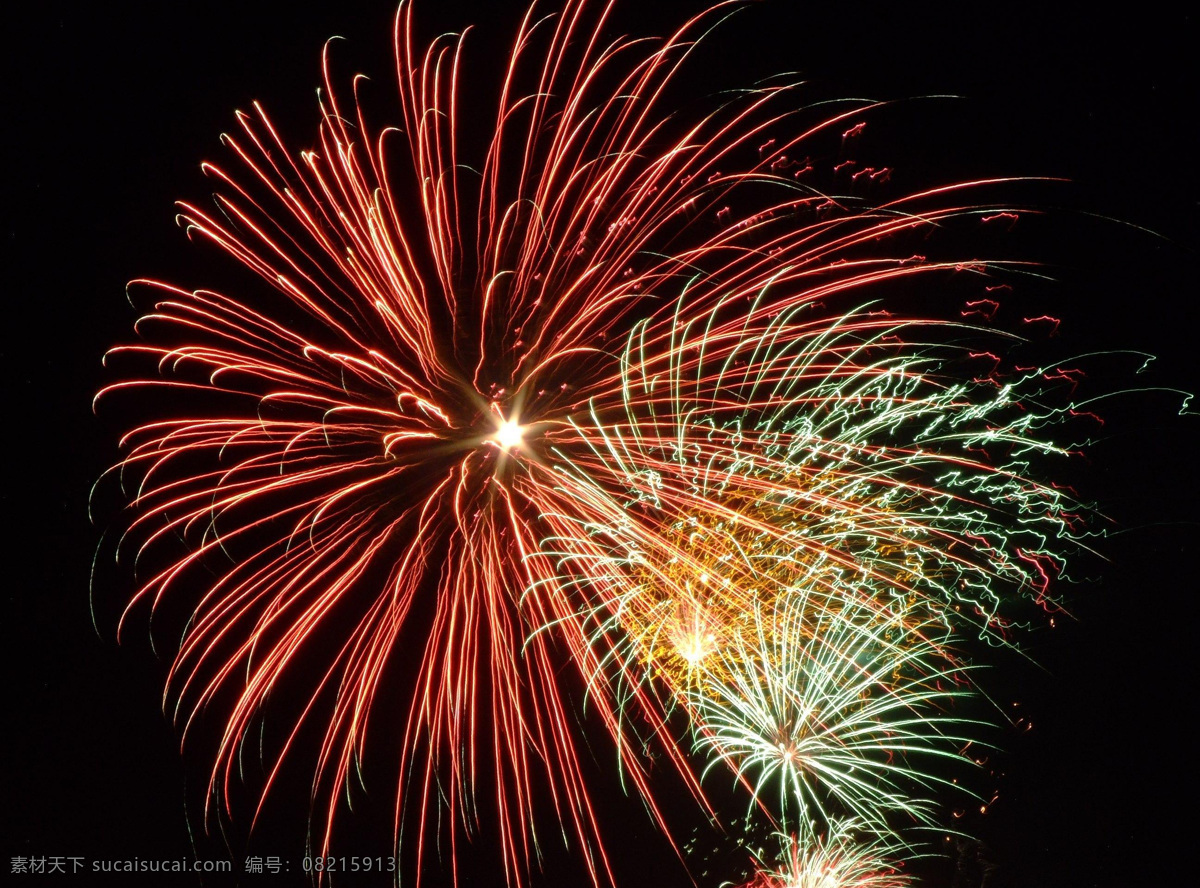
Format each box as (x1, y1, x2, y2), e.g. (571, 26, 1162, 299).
(96, 1, 1099, 885)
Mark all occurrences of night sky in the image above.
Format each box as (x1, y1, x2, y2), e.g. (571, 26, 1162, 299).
(7, 2, 1197, 886)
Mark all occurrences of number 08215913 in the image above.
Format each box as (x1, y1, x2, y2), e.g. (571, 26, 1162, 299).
(301, 857, 397, 873)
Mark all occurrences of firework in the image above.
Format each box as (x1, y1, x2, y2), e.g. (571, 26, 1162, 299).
(540, 301, 1084, 845)
(735, 823, 915, 888)
(690, 593, 978, 837)
(97, 0, 1092, 884)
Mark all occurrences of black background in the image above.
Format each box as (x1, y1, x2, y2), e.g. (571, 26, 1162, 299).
(6, 1, 1197, 886)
